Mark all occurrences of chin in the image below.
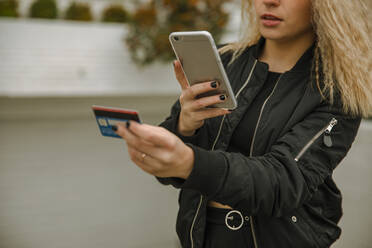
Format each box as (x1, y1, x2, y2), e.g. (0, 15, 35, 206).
(260, 25, 315, 44)
(260, 29, 287, 41)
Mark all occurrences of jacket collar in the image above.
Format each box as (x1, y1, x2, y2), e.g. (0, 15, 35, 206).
(251, 37, 315, 73)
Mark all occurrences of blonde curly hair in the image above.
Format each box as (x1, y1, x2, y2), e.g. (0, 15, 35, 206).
(219, 0, 372, 118)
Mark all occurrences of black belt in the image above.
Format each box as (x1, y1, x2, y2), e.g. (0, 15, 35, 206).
(206, 206, 251, 231)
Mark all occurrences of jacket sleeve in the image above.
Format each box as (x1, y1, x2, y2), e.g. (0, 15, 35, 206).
(176, 101, 361, 217)
(155, 99, 210, 188)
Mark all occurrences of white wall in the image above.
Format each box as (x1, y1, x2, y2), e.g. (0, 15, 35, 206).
(0, 15, 239, 97)
(0, 19, 179, 96)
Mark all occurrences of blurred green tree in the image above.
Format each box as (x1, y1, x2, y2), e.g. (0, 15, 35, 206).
(0, 0, 19, 17)
(102, 4, 130, 23)
(64, 2, 92, 22)
(29, 0, 58, 19)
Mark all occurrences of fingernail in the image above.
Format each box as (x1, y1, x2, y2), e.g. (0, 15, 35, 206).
(111, 125, 118, 132)
(211, 81, 217, 88)
(126, 121, 130, 129)
(220, 94, 226, 101)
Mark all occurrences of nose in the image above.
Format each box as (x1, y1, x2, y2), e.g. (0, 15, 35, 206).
(262, 0, 280, 7)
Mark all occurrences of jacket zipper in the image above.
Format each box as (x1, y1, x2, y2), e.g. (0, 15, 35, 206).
(211, 59, 258, 151)
(294, 118, 338, 162)
(248, 73, 283, 248)
(189, 194, 203, 248)
(249, 74, 283, 156)
(189, 59, 258, 248)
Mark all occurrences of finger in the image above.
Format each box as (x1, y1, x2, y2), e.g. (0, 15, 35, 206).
(126, 121, 175, 148)
(128, 145, 177, 178)
(115, 122, 142, 143)
(116, 122, 171, 160)
(195, 107, 231, 120)
(183, 80, 220, 100)
(116, 122, 162, 153)
(127, 145, 160, 175)
(190, 93, 226, 111)
(173, 60, 189, 91)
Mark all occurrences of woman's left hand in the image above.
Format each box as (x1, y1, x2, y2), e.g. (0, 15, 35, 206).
(114, 121, 194, 180)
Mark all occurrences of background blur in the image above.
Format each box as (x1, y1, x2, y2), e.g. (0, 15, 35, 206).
(0, 0, 371, 247)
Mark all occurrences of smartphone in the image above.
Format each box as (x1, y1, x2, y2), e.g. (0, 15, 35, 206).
(92, 105, 141, 139)
(169, 31, 237, 110)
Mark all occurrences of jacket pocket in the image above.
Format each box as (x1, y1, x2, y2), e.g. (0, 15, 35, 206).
(294, 118, 338, 162)
(292, 207, 324, 248)
(297, 204, 341, 248)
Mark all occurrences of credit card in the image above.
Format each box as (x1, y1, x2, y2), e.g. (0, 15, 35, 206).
(92, 105, 141, 139)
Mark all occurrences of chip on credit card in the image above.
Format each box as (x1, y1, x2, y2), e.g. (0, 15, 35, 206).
(92, 105, 141, 139)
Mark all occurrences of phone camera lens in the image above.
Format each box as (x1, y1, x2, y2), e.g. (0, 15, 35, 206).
(174, 36, 179, 41)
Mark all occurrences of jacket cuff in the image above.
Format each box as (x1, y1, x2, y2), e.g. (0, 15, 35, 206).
(155, 176, 185, 189)
(176, 128, 201, 144)
(181, 144, 228, 197)
(161, 112, 201, 144)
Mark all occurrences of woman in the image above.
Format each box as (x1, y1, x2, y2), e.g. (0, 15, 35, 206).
(113, 0, 372, 247)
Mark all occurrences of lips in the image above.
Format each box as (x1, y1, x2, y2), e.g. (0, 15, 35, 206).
(261, 13, 282, 27)
(261, 14, 282, 21)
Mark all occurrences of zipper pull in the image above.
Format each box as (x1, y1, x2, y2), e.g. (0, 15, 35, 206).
(323, 118, 338, 147)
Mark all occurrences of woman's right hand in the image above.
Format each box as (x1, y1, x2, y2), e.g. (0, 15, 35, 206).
(173, 60, 231, 137)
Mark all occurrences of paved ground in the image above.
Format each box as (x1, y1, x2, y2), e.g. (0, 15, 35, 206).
(0, 96, 371, 248)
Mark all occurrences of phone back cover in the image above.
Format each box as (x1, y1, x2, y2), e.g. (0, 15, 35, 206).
(170, 32, 237, 109)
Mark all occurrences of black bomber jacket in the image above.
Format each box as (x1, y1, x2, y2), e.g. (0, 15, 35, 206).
(156, 38, 361, 248)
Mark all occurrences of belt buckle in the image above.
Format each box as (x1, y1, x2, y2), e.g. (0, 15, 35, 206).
(225, 210, 244, 231)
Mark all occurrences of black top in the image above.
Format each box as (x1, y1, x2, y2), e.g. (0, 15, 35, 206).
(227, 71, 282, 155)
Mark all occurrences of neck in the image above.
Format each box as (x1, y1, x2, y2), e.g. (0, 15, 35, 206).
(259, 32, 315, 73)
